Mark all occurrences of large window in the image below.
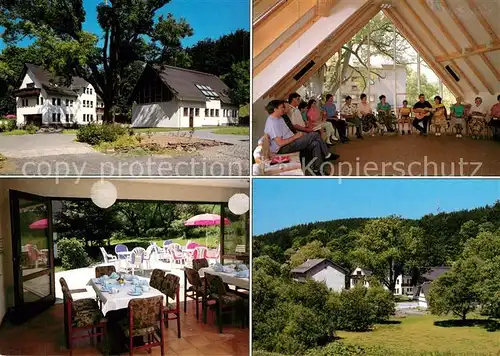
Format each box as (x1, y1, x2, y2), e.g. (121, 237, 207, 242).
(221, 205, 249, 264)
(195, 84, 219, 100)
(136, 73, 173, 104)
(183, 108, 188, 116)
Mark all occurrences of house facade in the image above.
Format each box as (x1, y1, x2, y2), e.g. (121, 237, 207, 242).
(350, 267, 373, 288)
(394, 274, 414, 297)
(417, 267, 451, 309)
(14, 64, 103, 127)
(350, 267, 413, 297)
(291, 258, 349, 292)
(130, 64, 239, 128)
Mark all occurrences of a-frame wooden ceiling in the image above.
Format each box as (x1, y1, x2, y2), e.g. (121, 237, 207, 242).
(253, 0, 500, 102)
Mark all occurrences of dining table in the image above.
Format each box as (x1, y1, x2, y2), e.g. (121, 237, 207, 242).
(198, 266, 250, 290)
(87, 276, 166, 316)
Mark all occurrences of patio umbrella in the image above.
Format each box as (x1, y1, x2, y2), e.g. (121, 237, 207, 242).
(184, 214, 230, 246)
(29, 218, 48, 229)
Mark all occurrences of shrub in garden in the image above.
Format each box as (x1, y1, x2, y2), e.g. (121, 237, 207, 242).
(366, 285, 395, 321)
(76, 123, 127, 145)
(57, 237, 90, 270)
(329, 286, 376, 331)
(24, 124, 38, 134)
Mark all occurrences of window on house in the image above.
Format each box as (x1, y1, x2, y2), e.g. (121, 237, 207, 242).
(41, 97, 44, 105)
(26, 83, 35, 88)
(205, 109, 209, 117)
(189, 108, 194, 117)
(66, 114, 70, 123)
(70, 114, 74, 121)
(195, 108, 200, 116)
(36, 97, 39, 105)
(70, 100, 73, 107)
(210, 109, 214, 117)
(57, 113, 61, 122)
(195, 84, 219, 99)
(52, 113, 56, 122)
(357, 271, 362, 275)
(215, 109, 219, 117)
(90, 101, 93, 108)
(396, 280, 400, 285)
(396, 288, 399, 294)
(90, 88, 93, 95)
(65, 99, 69, 106)
(52, 98, 56, 105)
(91, 114, 93, 122)
(183, 108, 188, 116)
(57, 98, 61, 106)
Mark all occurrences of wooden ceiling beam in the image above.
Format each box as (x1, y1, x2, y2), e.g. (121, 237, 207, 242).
(384, 9, 463, 99)
(265, 0, 376, 99)
(400, 0, 478, 95)
(435, 42, 500, 62)
(441, 0, 500, 82)
(466, 0, 499, 43)
(253, 0, 317, 59)
(316, 0, 339, 17)
(418, 0, 493, 95)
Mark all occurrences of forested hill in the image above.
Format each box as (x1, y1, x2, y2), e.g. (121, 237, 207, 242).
(253, 202, 500, 264)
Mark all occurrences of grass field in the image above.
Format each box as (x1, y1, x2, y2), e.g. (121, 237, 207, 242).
(211, 126, 249, 135)
(338, 314, 500, 355)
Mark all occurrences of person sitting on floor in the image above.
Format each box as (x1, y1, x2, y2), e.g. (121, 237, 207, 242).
(340, 96, 363, 139)
(450, 97, 466, 138)
(488, 95, 500, 140)
(377, 95, 396, 133)
(397, 100, 412, 135)
(432, 96, 447, 137)
(412, 94, 433, 136)
(306, 98, 338, 145)
(322, 94, 348, 143)
(264, 99, 339, 175)
(358, 93, 378, 136)
(468, 96, 488, 139)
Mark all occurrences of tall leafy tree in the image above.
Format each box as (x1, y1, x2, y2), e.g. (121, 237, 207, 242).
(0, 0, 193, 122)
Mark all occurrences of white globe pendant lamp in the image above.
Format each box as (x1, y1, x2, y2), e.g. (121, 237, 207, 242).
(228, 193, 249, 215)
(90, 181, 117, 209)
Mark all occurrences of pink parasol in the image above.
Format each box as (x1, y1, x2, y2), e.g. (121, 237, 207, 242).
(29, 218, 48, 229)
(4, 114, 16, 119)
(184, 213, 230, 226)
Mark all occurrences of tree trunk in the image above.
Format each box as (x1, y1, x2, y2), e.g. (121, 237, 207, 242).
(103, 105, 114, 123)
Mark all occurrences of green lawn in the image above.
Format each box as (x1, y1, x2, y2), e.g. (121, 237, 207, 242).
(1, 129, 32, 135)
(338, 314, 500, 355)
(109, 236, 219, 249)
(211, 126, 249, 135)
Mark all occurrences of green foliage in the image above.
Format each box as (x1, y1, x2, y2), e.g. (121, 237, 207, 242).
(329, 286, 376, 332)
(76, 124, 126, 145)
(57, 237, 90, 270)
(305, 342, 367, 356)
(289, 241, 333, 268)
(366, 286, 396, 322)
(0, 118, 16, 132)
(253, 256, 282, 277)
(24, 123, 38, 134)
(221, 60, 250, 106)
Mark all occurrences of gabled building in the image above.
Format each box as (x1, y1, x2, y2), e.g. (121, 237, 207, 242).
(129, 64, 239, 128)
(291, 258, 349, 292)
(14, 64, 103, 127)
(350, 267, 373, 288)
(417, 266, 451, 309)
(350, 267, 413, 296)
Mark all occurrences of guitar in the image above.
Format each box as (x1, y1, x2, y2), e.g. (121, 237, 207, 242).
(414, 107, 432, 119)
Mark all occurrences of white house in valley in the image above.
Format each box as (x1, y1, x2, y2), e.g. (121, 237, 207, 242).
(350, 267, 413, 297)
(291, 258, 349, 292)
(14, 64, 104, 127)
(417, 267, 451, 309)
(130, 64, 239, 128)
(350, 267, 373, 288)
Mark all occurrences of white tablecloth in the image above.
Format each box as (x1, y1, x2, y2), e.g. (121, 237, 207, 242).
(87, 277, 166, 315)
(198, 267, 249, 290)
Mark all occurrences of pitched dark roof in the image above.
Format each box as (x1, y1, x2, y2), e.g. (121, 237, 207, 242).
(291, 258, 348, 275)
(421, 267, 451, 281)
(351, 267, 372, 276)
(151, 65, 234, 105)
(23, 63, 87, 98)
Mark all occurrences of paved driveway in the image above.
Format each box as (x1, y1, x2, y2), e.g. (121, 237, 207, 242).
(0, 133, 95, 158)
(0, 130, 249, 176)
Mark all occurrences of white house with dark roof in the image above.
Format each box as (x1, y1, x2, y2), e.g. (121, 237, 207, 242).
(351, 267, 414, 296)
(417, 267, 451, 309)
(350, 267, 373, 288)
(291, 258, 349, 292)
(129, 64, 239, 128)
(14, 63, 103, 127)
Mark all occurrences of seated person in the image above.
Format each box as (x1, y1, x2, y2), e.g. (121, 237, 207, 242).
(340, 96, 363, 139)
(299, 101, 308, 122)
(489, 94, 500, 140)
(358, 93, 378, 136)
(468, 96, 487, 139)
(322, 94, 348, 143)
(305, 99, 338, 145)
(264, 100, 339, 174)
(377, 95, 396, 133)
(397, 100, 412, 135)
(432, 96, 447, 136)
(412, 94, 432, 136)
(450, 97, 466, 138)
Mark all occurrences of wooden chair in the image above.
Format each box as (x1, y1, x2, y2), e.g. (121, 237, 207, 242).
(161, 273, 181, 338)
(149, 269, 166, 290)
(253, 135, 303, 176)
(119, 296, 165, 356)
(95, 265, 116, 278)
(61, 286, 106, 356)
(184, 267, 205, 320)
(192, 258, 209, 272)
(203, 273, 246, 333)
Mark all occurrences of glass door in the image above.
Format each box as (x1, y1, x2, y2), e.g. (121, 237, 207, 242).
(9, 190, 54, 322)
